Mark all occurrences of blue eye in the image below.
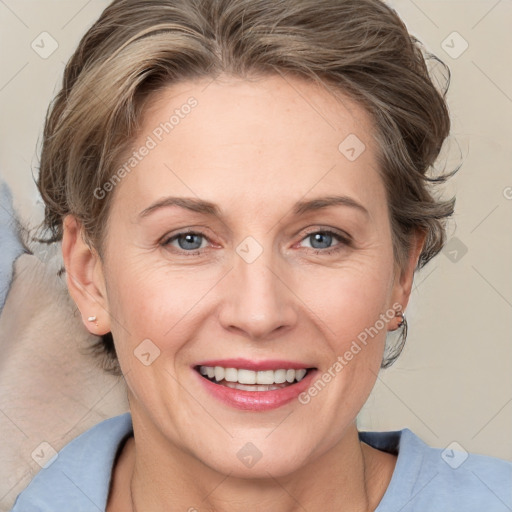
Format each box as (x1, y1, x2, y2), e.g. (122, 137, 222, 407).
(164, 232, 207, 252)
(308, 232, 335, 250)
(300, 230, 350, 255)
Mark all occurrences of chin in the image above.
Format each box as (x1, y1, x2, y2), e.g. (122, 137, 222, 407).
(203, 451, 308, 480)
(184, 426, 319, 479)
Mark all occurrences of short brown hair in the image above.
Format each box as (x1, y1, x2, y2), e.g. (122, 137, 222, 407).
(37, 0, 457, 373)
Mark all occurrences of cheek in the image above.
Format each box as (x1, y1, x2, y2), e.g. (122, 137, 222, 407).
(103, 266, 205, 409)
(297, 256, 394, 343)
(104, 258, 219, 359)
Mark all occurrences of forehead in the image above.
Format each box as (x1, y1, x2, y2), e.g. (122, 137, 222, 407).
(112, 74, 385, 221)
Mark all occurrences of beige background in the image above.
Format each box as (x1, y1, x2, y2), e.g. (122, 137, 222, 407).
(0, 0, 511, 509)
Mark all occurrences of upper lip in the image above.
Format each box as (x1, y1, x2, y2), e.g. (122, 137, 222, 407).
(194, 358, 316, 371)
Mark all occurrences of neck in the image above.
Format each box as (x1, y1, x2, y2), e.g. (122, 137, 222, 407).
(122, 411, 389, 512)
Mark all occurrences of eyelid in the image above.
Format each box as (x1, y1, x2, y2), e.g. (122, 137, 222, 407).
(295, 227, 352, 255)
(299, 226, 352, 244)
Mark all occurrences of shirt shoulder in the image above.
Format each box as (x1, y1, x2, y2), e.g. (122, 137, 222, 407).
(359, 428, 512, 512)
(10, 412, 133, 512)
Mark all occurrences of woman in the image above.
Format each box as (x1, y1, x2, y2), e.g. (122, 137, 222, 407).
(10, 0, 511, 510)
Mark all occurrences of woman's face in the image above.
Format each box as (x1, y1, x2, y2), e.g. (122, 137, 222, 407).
(82, 75, 418, 477)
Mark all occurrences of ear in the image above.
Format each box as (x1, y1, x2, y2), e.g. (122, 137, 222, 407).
(388, 229, 427, 330)
(61, 215, 111, 335)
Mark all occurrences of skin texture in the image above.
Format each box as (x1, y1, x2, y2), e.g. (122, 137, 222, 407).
(62, 74, 425, 511)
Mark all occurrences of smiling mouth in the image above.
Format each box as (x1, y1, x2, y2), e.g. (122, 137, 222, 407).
(194, 365, 316, 392)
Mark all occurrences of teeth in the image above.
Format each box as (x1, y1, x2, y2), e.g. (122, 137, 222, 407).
(198, 366, 310, 385)
(296, 369, 307, 381)
(238, 369, 257, 384)
(224, 367, 238, 382)
(274, 369, 287, 384)
(224, 382, 287, 392)
(214, 366, 225, 382)
(256, 370, 275, 385)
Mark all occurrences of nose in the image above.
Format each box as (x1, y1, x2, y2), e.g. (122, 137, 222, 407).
(217, 242, 299, 341)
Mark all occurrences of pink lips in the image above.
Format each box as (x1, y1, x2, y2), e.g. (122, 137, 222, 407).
(193, 359, 317, 411)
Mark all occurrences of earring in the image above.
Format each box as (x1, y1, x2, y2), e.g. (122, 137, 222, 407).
(382, 310, 408, 369)
(396, 311, 406, 329)
(87, 316, 97, 322)
(395, 311, 408, 343)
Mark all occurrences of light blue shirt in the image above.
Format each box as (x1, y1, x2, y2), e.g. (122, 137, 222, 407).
(10, 412, 512, 511)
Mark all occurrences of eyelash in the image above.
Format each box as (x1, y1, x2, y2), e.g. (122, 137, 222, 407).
(161, 228, 352, 257)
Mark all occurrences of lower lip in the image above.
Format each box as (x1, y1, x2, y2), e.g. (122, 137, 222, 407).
(194, 369, 317, 411)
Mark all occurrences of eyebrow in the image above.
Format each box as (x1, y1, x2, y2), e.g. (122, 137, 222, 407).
(293, 195, 369, 217)
(138, 195, 369, 219)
